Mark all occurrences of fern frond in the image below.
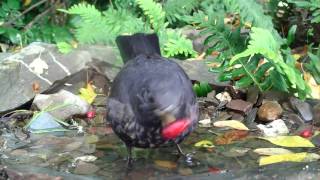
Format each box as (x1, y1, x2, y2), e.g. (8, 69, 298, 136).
(164, 0, 199, 25)
(136, 0, 166, 32)
(230, 27, 310, 99)
(160, 29, 197, 58)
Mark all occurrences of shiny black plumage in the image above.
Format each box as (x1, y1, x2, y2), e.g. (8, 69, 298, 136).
(106, 33, 199, 162)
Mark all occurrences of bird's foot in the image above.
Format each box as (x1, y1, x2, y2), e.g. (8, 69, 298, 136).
(175, 144, 200, 167)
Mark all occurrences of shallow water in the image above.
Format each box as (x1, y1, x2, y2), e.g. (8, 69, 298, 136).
(1, 126, 320, 180)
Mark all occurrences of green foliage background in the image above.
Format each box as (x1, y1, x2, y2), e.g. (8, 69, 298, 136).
(0, 0, 319, 99)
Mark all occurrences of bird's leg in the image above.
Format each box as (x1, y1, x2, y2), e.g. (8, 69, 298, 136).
(126, 145, 133, 168)
(175, 143, 186, 156)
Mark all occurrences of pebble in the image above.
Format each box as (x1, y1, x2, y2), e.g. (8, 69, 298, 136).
(313, 103, 320, 126)
(226, 99, 253, 115)
(74, 161, 100, 175)
(10, 149, 28, 156)
(257, 119, 289, 137)
(258, 101, 283, 122)
(216, 92, 232, 102)
(289, 97, 313, 122)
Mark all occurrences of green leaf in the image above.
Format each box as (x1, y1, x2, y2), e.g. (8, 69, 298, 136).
(287, 25, 297, 46)
(57, 42, 73, 54)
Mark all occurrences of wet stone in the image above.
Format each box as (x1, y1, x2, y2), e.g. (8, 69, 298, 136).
(289, 97, 313, 122)
(313, 103, 320, 126)
(258, 101, 283, 122)
(243, 107, 258, 129)
(246, 87, 260, 105)
(74, 161, 100, 175)
(226, 99, 253, 115)
(10, 149, 28, 156)
(229, 111, 244, 121)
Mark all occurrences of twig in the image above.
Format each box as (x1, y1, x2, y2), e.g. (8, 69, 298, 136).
(4, 0, 48, 26)
(24, 8, 52, 30)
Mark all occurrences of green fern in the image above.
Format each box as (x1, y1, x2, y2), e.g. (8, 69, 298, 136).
(136, 0, 167, 32)
(230, 27, 310, 99)
(59, 3, 146, 44)
(288, 0, 320, 23)
(164, 0, 199, 25)
(160, 29, 197, 57)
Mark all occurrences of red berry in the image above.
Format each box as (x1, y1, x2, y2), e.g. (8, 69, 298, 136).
(87, 111, 96, 119)
(299, 129, 313, 138)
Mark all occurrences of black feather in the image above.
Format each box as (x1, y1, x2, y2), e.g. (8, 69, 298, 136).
(116, 33, 161, 63)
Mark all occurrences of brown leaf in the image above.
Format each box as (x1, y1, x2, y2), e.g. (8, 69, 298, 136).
(215, 130, 249, 145)
(32, 82, 40, 93)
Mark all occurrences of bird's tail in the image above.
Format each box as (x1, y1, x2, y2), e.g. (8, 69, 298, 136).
(116, 33, 161, 63)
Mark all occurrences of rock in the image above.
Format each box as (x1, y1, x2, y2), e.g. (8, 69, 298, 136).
(313, 103, 320, 126)
(178, 167, 193, 176)
(205, 91, 219, 105)
(33, 90, 90, 120)
(229, 112, 244, 121)
(64, 141, 83, 152)
(289, 97, 313, 122)
(0, 43, 102, 112)
(263, 90, 290, 102)
(226, 99, 253, 115)
(246, 87, 260, 105)
(74, 161, 100, 175)
(26, 112, 65, 133)
(199, 118, 211, 127)
(216, 92, 232, 102)
(258, 101, 283, 122)
(257, 119, 289, 137)
(243, 107, 258, 129)
(0, 43, 225, 113)
(10, 149, 28, 156)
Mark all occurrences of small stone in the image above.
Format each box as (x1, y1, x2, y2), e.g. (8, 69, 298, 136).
(246, 87, 260, 105)
(229, 111, 244, 121)
(257, 119, 289, 137)
(64, 141, 83, 152)
(10, 149, 28, 156)
(216, 92, 232, 102)
(226, 99, 253, 115)
(313, 103, 320, 126)
(258, 101, 283, 122)
(289, 97, 313, 122)
(178, 167, 193, 176)
(199, 118, 211, 127)
(74, 162, 100, 175)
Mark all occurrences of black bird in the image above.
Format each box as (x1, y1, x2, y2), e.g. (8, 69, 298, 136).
(107, 33, 199, 165)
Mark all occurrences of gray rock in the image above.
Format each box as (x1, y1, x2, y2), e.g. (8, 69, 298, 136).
(0, 43, 224, 113)
(289, 97, 313, 122)
(74, 162, 100, 175)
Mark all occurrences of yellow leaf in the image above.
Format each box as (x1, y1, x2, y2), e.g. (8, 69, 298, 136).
(79, 83, 97, 104)
(154, 160, 177, 169)
(253, 148, 293, 156)
(260, 136, 315, 147)
(304, 72, 320, 99)
(259, 152, 320, 166)
(23, 0, 32, 6)
(213, 120, 249, 131)
(194, 140, 215, 148)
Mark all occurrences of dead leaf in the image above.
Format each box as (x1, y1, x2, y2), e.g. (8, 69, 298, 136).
(215, 130, 249, 145)
(32, 82, 40, 93)
(259, 152, 320, 166)
(213, 120, 249, 131)
(154, 160, 177, 169)
(304, 72, 320, 99)
(79, 83, 97, 104)
(259, 136, 315, 147)
(253, 148, 293, 156)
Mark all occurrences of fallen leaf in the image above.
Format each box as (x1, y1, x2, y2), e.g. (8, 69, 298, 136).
(260, 136, 315, 147)
(259, 152, 320, 166)
(199, 118, 211, 127)
(194, 140, 215, 148)
(154, 160, 177, 169)
(208, 167, 224, 174)
(214, 120, 249, 131)
(215, 130, 249, 145)
(79, 83, 97, 104)
(32, 81, 40, 93)
(253, 148, 293, 156)
(304, 72, 320, 99)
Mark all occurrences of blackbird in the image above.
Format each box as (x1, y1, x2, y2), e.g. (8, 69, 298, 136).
(107, 33, 199, 165)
